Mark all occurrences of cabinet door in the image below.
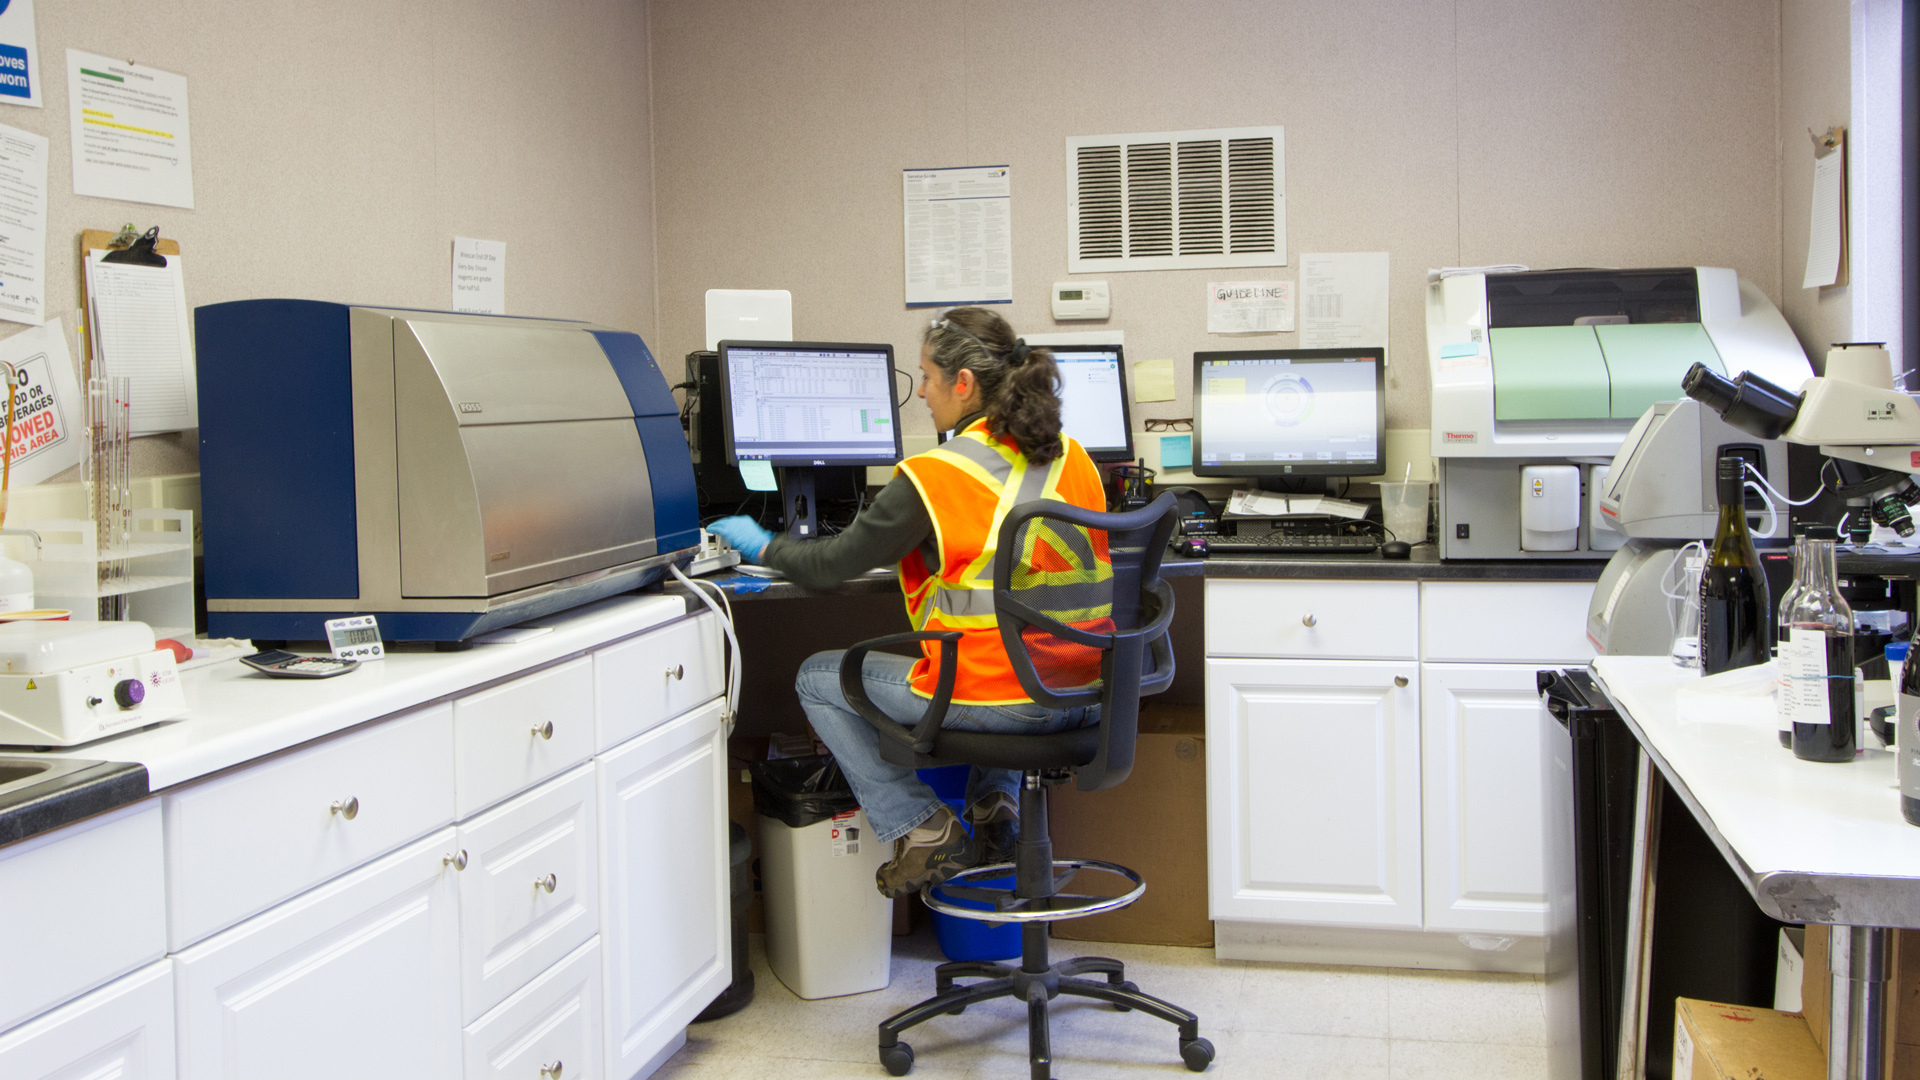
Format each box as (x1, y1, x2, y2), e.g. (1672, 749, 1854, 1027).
(595, 614, 723, 751)
(174, 830, 464, 1080)
(1206, 658, 1422, 927)
(1421, 663, 1550, 935)
(0, 960, 173, 1080)
(462, 938, 602, 1080)
(597, 699, 728, 1080)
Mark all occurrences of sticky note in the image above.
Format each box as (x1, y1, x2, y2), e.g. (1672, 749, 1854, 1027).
(1160, 434, 1192, 469)
(739, 459, 778, 491)
(1133, 358, 1178, 402)
(1439, 342, 1480, 359)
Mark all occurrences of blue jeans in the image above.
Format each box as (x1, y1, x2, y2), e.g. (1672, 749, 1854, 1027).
(796, 649, 1096, 843)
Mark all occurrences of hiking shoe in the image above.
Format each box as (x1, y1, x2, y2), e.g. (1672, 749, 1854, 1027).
(876, 805, 976, 898)
(968, 791, 1019, 867)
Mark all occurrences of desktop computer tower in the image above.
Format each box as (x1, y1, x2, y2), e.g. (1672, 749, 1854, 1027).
(687, 349, 751, 509)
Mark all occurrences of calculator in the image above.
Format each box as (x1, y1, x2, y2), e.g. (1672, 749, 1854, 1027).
(241, 650, 361, 679)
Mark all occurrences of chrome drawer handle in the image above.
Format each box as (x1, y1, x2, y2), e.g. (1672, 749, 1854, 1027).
(1393, 675, 1409, 688)
(666, 664, 684, 681)
(531, 720, 554, 740)
(443, 849, 469, 871)
(330, 796, 359, 820)
(534, 872, 558, 894)
(1301, 614, 1317, 628)
(540, 1062, 563, 1079)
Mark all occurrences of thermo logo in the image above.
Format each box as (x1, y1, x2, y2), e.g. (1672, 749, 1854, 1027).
(1442, 431, 1478, 444)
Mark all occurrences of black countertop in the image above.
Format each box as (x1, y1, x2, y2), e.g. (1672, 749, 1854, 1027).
(0, 757, 147, 847)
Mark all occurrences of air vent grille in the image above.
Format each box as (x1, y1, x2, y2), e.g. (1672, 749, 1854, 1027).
(1066, 126, 1285, 272)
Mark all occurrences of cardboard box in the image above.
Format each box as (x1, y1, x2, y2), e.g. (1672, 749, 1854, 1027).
(1798, 925, 1920, 1079)
(1048, 705, 1212, 948)
(1673, 998, 1824, 1080)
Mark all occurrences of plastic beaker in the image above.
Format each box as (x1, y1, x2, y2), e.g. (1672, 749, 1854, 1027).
(1378, 482, 1431, 545)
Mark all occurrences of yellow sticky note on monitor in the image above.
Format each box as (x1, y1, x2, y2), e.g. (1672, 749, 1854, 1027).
(1132, 358, 1178, 403)
(739, 459, 778, 491)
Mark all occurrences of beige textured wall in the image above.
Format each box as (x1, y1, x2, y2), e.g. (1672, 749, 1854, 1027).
(0, 0, 655, 478)
(650, 0, 1784, 436)
(1778, 0, 1853, 369)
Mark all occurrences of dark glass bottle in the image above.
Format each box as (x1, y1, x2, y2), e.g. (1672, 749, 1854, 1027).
(1699, 456, 1770, 675)
(1780, 526, 1855, 762)
(1900, 628, 1920, 823)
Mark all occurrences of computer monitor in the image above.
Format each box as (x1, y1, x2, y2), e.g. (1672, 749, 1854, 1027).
(718, 340, 903, 467)
(1192, 347, 1386, 484)
(1050, 344, 1134, 462)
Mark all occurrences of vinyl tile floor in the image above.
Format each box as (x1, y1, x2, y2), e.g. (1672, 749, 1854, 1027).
(658, 927, 1548, 1079)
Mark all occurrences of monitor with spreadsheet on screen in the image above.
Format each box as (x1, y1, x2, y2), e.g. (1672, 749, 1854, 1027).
(1192, 347, 1386, 479)
(718, 340, 903, 467)
(1050, 344, 1134, 462)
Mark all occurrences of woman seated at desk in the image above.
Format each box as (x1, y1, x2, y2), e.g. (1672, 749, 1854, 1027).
(709, 307, 1109, 899)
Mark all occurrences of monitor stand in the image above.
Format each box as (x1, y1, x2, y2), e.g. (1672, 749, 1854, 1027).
(1252, 475, 1332, 496)
(780, 468, 819, 539)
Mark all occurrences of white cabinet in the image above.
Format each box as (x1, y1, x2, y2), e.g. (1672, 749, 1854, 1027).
(455, 656, 596, 819)
(1206, 657, 1422, 927)
(455, 764, 599, 1023)
(0, 801, 165, 1033)
(173, 830, 465, 1080)
(595, 614, 724, 751)
(1421, 663, 1550, 935)
(0, 960, 174, 1080)
(597, 699, 729, 1080)
(463, 938, 603, 1080)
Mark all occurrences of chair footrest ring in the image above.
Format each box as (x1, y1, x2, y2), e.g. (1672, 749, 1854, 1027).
(922, 858, 1144, 923)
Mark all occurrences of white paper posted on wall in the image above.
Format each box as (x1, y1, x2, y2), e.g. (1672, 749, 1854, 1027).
(1300, 252, 1389, 361)
(452, 237, 506, 315)
(66, 50, 194, 209)
(1207, 281, 1293, 334)
(0, 122, 48, 325)
(903, 166, 1012, 307)
(85, 249, 196, 434)
(0, 316, 82, 487)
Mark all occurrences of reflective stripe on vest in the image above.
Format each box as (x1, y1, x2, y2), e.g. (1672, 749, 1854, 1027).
(893, 420, 1110, 704)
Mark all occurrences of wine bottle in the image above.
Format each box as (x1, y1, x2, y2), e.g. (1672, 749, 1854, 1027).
(1780, 524, 1855, 762)
(1699, 456, 1770, 675)
(1900, 629, 1920, 823)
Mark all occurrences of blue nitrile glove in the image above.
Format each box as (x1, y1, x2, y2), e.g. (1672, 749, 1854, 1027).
(708, 516, 774, 562)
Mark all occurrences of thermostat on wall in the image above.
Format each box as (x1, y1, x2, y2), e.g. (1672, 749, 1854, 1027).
(1051, 281, 1110, 321)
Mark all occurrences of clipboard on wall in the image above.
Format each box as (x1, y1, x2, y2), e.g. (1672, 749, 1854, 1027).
(77, 227, 198, 433)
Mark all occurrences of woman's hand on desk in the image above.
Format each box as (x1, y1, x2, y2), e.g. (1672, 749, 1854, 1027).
(709, 516, 773, 562)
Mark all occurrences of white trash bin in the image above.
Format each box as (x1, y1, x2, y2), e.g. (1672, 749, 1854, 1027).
(757, 806, 894, 999)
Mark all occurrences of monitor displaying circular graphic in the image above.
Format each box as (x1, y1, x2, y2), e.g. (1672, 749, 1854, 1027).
(1191, 347, 1385, 479)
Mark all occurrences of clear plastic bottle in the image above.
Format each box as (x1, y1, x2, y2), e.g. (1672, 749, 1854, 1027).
(1781, 524, 1856, 762)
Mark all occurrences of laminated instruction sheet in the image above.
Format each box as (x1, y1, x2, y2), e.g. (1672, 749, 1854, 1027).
(903, 166, 1012, 307)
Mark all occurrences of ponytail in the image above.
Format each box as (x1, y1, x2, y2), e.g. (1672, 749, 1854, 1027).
(922, 307, 1065, 463)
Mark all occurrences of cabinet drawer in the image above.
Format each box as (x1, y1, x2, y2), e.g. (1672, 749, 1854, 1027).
(455, 764, 599, 1024)
(164, 702, 456, 950)
(595, 614, 722, 750)
(456, 656, 595, 818)
(463, 938, 602, 1080)
(1206, 580, 1419, 659)
(0, 802, 165, 1034)
(0, 960, 174, 1079)
(1420, 581, 1597, 664)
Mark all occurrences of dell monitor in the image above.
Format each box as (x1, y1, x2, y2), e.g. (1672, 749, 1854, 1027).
(1051, 344, 1134, 462)
(718, 340, 903, 538)
(1192, 347, 1386, 490)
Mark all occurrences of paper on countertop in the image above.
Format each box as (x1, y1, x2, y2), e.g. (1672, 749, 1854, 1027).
(1425, 264, 1528, 282)
(85, 249, 197, 434)
(1223, 489, 1368, 520)
(1300, 253, 1389, 361)
(1673, 661, 1780, 726)
(739, 459, 777, 491)
(1803, 143, 1847, 289)
(1132, 358, 1176, 402)
(0, 316, 81, 486)
(1159, 434, 1191, 469)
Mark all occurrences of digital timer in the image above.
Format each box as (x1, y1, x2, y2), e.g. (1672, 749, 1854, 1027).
(323, 615, 385, 661)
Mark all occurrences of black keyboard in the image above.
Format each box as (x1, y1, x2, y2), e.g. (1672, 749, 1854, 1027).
(1188, 529, 1381, 556)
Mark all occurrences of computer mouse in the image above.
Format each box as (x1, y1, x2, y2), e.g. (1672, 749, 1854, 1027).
(1381, 541, 1412, 560)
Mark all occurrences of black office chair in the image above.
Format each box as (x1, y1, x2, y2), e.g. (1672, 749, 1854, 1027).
(838, 492, 1213, 1080)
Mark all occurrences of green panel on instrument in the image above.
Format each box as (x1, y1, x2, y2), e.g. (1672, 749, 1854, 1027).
(1489, 326, 1611, 420)
(1595, 323, 1725, 420)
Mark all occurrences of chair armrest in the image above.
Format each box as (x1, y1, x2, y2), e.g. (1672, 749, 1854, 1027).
(839, 631, 962, 754)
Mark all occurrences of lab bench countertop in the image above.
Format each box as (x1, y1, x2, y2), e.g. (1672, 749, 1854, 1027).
(0, 592, 694, 847)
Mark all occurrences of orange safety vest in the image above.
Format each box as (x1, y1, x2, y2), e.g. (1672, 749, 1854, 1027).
(893, 418, 1113, 704)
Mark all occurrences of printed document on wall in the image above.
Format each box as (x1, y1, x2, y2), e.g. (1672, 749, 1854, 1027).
(452, 237, 506, 314)
(1803, 143, 1846, 289)
(0, 122, 48, 324)
(0, 316, 82, 486)
(85, 249, 195, 433)
(67, 50, 194, 208)
(1300, 253, 1389, 361)
(1207, 281, 1293, 334)
(903, 166, 1012, 306)
(0, 0, 42, 108)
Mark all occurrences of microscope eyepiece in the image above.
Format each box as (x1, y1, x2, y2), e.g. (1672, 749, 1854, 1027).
(1682, 362, 1802, 440)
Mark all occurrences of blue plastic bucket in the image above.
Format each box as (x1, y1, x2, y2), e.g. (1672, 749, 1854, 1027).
(916, 766, 1020, 961)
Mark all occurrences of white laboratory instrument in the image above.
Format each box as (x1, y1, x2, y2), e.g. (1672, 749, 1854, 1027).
(0, 620, 186, 746)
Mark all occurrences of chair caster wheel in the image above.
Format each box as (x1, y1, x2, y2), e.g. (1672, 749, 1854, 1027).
(946, 1003, 967, 1015)
(1179, 1036, 1215, 1071)
(880, 1041, 915, 1076)
(1112, 980, 1138, 1010)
